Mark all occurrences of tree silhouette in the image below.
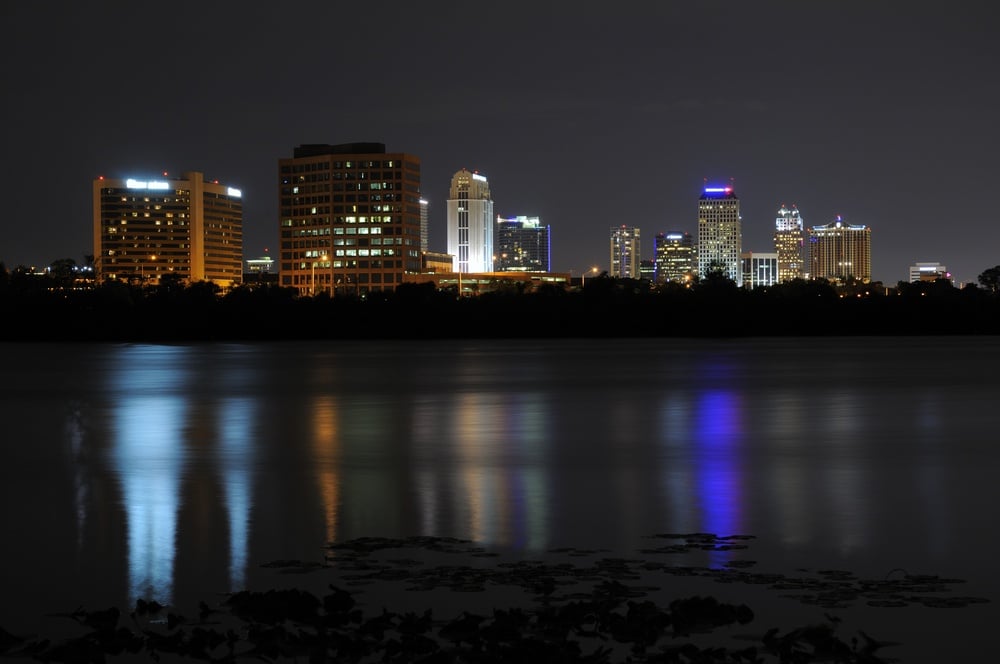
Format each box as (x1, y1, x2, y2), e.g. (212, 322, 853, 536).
(977, 266, 1000, 294)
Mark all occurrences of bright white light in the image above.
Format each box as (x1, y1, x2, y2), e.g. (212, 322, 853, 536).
(126, 178, 169, 190)
(472, 173, 487, 182)
(227, 187, 242, 198)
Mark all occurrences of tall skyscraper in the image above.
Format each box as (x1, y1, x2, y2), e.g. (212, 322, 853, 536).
(419, 198, 429, 253)
(93, 171, 243, 287)
(808, 216, 872, 283)
(278, 143, 421, 296)
(773, 204, 805, 282)
(654, 231, 694, 284)
(697, 185, 741, 282)
(610, 225, 640, 278)
(495, 215, 550, 272)
(447, 169, 494, 273)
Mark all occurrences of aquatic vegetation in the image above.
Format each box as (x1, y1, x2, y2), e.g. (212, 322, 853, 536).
(0, 535, 988, 663)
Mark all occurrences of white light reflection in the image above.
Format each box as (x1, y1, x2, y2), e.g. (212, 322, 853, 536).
(216, 397, 254, 591)
(109, 346, 189, 607)
(822, 390, 866, 554)
(657, 393, 698, 534)
(112, 394, 187, 606)
(510, 392, 549, 552)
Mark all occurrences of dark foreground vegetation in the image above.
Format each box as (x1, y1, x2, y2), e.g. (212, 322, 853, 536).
(1, 534, 988, 663)
(3, 264, 1000, 342)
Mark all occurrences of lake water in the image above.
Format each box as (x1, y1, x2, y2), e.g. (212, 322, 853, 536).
(0, 338, 997, 661)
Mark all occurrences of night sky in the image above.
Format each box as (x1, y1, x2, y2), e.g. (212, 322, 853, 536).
(3, 1, 999, 285)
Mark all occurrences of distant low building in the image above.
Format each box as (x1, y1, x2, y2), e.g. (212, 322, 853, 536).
(909, 262, 951, 283)
(243, 256, 277, 284)
(421, 251, 454, 273)
(741, 252, 778, 289)
(403, 271, 570, 296)
(639, 259, 655, 282)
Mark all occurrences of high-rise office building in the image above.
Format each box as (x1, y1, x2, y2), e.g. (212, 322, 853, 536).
(610, 225, 640, 278)
(741, 251, 779, 289)
(419, 198, 429, 253)
(495, 215, 550, 272)
(278, 143, 421, 296)
(808, 216, 872, 283)
(697, 185, 741, 282)
(93, 171, 243, 287)
(654, 231, 694, 284)
(447, 169, 494, 273)
(774, 204, 805, 282)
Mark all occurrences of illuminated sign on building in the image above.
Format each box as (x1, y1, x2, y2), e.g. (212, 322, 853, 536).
(126, 179, 171, 190)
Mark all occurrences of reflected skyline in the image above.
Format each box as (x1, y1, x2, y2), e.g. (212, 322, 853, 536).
(12, 338, 983, 619)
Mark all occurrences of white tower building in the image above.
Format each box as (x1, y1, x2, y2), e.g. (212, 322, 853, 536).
(447, 169, 494, 273)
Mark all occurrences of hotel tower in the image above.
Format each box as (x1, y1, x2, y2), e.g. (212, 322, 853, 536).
(92, 171, 243, 287)
(808, 216, 872, 283)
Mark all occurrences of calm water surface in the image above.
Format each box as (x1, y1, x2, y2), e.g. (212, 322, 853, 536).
(0, 338, 997, 661)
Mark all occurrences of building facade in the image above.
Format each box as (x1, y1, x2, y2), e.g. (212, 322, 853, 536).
(774, 204, 805, 282)
(92, 171, 243, 287)
(419, 198, 429, 253)
(447, 169, 494, 273)
(909, 262, 950, 283)
(653, 231, 694, 284)
(697, 185, 742, 282)
(609, 225, 641, 278)
(741, 251, 779, 289)
(278, 143, 422, 296)
(808, 216, 872, 283)
(495, 215, 550, 272)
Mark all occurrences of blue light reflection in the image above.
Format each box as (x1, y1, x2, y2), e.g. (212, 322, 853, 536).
(695, 389, 743, 563)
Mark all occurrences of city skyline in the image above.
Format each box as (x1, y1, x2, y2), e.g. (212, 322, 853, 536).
(3, 2, 999, 286)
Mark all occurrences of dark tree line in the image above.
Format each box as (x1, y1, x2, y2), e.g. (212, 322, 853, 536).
(3, 262, 1000, 341)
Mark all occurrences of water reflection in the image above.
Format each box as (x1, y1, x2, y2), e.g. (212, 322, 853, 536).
(216, 397, 254, 591)
(694, 390, 744, 565)
(109, 347, 189, 606)
(413, 390, 551, 551)
(72, 339, 989, 612)
(311, 395, 341, 545)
